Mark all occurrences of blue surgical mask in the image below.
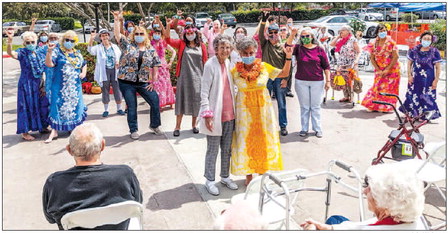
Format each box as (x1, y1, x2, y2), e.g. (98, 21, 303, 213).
(135, 36, 145, 43)
(153, 34, 161, 40)
(153, 24, 159, 28)
(287, 23, 293, 27)
(241, 56, 255, 65)
(186, 21, 192, 25)
(63, 41, 75, 49)
(421, 40, 431, 48)
(378, 31, 387, 39)
(128, 27, 134, 33)
(40, 36, 48, 42)
(26, 44, 36, 51)
(51, 40, 59, 45)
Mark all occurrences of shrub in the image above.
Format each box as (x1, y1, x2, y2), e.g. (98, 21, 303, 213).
(430, 19, 446, 51)
(349, 18, 366, 34)
(75, 42, 96, 82)
(165, 47, 178, 86)
(401, 13, 419, 23)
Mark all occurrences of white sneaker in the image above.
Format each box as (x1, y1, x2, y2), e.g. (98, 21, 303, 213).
(149, 127, 163, 136)
(205, 180, 219, 196)
(130, 132, 139, 140)
(220, 177, 238, 190)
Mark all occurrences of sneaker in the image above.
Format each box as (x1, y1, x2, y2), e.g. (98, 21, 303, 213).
(205, 180, 219, 196)
(315, 131, 323, 138)
(102, 111, 109, 117)
(173, 130, 180, 137)
(117, 110, 125, 115)
(130, 131, 139, 140)
(280, 127, 288, 136)
(150, 127, 163, 136)
(286, 91, 294, 98)
(299, 131, 308, 137)
(192, 127, 199, 134)
(221, 177, 238, 190)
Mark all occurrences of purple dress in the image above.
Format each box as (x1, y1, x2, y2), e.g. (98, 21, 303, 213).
(400, 45, 442, 120)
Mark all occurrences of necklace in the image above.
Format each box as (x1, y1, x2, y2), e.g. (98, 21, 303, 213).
(236, 59, 262, 82)
(62, 48, 83, 69)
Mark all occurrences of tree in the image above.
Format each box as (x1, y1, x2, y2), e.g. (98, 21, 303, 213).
(3, 3, 71, 20)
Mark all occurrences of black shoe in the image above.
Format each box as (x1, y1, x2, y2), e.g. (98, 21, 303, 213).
(193, 127, 199, 134)
(280, 127, 288, 136)
(173, 130, 180, 137)
(286, 91, 294, 98)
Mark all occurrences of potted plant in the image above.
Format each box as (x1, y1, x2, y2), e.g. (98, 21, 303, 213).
(430, 19, 446, 58)
(90, 81, 102, 94)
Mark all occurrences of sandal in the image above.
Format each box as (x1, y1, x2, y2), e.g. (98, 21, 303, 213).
(21, 133, 35, 141)
(173, 129, 180, 137)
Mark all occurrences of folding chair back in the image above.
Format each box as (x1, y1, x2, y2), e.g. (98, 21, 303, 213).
(60, 200, 143, 230)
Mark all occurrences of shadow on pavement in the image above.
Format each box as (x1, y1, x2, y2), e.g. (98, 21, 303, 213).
(338, 110, 387, 120)
(280, 132, 311, 144)
(147, 183, 204, 211)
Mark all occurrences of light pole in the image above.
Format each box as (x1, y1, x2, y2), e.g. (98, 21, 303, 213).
(92, 3, 101, 32)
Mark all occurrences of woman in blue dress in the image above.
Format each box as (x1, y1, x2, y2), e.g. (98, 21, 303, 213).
(400, 32, 442, 120)
(5, 30, 49, 141)
(45, 30, 87, 143)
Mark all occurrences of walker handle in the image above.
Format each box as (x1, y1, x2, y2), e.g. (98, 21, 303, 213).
(379, 92, 398, 98)
(334, 160, 352, 172)
(372, 101, 402, 124)
(372, 100, 392, 106)
(268, 174, 283, 186)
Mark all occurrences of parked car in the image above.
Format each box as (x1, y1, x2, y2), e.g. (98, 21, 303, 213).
(414, 11, 447, 19)
(2, 21, 29, 36)
(381, 7, 404, 21)
(33, 20, 61, 33)
(358, 8, 384, 21)
(216, 13, 237, 28)
(303, 15, 378, 38)
(330, 9, 359, 18)
(83, 22, 95, 34)
(194, 12, 211, 29)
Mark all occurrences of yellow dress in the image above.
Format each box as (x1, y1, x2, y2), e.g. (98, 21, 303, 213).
(230, 62, 284, 175)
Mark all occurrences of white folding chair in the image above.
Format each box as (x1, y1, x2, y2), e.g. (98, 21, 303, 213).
(60, 200, 143, 230)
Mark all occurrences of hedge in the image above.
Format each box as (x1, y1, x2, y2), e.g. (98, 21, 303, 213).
(3, 17, 75, 30)
(231, 9, 328, 23)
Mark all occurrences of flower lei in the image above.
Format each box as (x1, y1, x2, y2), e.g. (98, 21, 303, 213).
(61, 47, 84, 69)
(24, 49, 45, 79)
(235, 59, 262, 82)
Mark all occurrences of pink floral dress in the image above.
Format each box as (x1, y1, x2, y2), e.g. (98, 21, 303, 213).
(151, 39, 176, 108)
(361, 36, 401, 112)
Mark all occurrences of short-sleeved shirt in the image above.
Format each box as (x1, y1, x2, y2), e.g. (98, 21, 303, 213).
(117, 37, 161, 83)
(105, 46, 115, 69)
(293, 44, 330, 81)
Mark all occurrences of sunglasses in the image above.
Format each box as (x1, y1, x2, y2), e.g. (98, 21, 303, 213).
(25, 41, 36, 45)
(280, 29, 287, 31)
(134, 32, 145, 36)
(65, 39, 75, 43)
(301, 35, 311, 38)
(269, 31, 279, 35)
(49, 37, 58, 40)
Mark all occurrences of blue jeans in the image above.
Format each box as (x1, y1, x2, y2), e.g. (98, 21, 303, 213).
(119, 80, 161, 133)
(267, 78, 287, 128)
(295, 79, 324, 133)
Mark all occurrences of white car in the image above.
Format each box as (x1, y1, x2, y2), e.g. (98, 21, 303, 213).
(358, 8, 384, 21)
(304, 15, 378, 38)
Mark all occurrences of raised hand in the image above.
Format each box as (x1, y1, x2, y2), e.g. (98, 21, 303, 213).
(221, 24, 228, 30)
(5, 29, 14, 40)
(166, 17, 173, 25)
(291, 27, 298, 36)
(206, 18, 212, 25)
(261, 11, 270, 21)
(48, 42, 56, 51)
(90, 30, 97, 39)
(139, 19, 145, 27)
(31, 18, 38, 24)
(284, 46, 293, 57)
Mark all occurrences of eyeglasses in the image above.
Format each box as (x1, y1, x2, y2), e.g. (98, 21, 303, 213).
(268, 31, 279, 35)
(65, 39, 75, 43)
(49, 37, 58, 40)
(280, 29, 287, 31)
(134, 32, 145, 36)
(25, 41, 36, 45)
(300, 35, 311, 38)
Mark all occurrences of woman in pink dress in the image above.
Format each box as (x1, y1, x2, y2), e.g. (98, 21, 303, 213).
(151, 28, 176, 109)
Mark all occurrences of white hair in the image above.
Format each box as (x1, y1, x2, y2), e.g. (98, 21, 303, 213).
(68, 123, 104, 161)
(213, 19, 221, 28)
(48, 32, 60, 38)
(213, 200, 268, 230)
(236, 37, 258, 52)
(298, 27, 319, 46)
(21, 31, 37, 41)
(339, 25, 353, 35)
(213, 34, 234, 52)
(365, 163, 425, 223)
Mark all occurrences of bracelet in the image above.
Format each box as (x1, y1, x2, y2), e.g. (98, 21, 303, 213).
(285, 58, 292, 61)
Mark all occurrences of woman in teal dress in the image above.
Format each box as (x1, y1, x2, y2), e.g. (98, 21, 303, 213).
(45, 30, 87, 143)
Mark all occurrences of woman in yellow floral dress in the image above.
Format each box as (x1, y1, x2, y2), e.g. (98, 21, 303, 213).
(230, 37, 292, 185)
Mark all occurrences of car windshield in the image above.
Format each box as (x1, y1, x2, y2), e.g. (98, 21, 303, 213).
(36, 21, 48, 24)
(366, 9, 377, 13)
(313, 16, 331, 23)
(3, 22, 15, 26)
(221, 14, 233, 18)
(196, 13, 209, 18)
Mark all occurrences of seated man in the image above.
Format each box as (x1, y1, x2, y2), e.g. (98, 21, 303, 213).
(214, 200, 268, 230)
(42, 123, 142, 230)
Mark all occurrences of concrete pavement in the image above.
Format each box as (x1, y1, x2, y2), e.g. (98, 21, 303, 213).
(2, 55, 446, 230)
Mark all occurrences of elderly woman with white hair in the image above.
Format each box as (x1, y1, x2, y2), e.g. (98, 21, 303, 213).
(230, 37, 293, 185)
(202, 18, 223, 57)
(45, 30, 87, 143)
(300, 162, 426, 230)
(289, 27, 330, 138)
(199, 34, 238, 196)
(5, 30, 49, 141)
(329, 25, 361, 102)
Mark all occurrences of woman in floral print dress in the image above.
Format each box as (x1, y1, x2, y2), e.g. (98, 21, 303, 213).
(361, 24, 400, 112)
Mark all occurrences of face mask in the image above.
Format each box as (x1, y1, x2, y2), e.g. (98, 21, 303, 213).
(40, 36, 48, 42)
(26, 44, 36, 51)
(63, 41, 75, 49)
(378, 31, 387, 39)
(186, 34, 196, 41)
(51, 40, 59, 45)
(241, 56, 255, 65)
(135, 36, 145, 43)
(186, 21, 192, 25)
(269, 34, 279, 41)
(153, 24, 159, 28)
(287, 23, 293, 27)
(236, 33, 245, 41)
(153, 34, 161, 41)
(421, 40, 431, 48)
(128, 27, 134, 33)
(301, 37, 311, 45)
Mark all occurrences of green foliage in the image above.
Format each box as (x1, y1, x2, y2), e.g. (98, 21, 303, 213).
(232, 9, 327, 23)
(3, 17, 75, 30)
(165, 48, 178, 86)
(2, 3, 71, 20)
(430, 19, 446, 51)
(75, 43, 96, 82)
(74, 20, 82, 29)
(349, 18, 366, 34)
(401, 13, 419, 23)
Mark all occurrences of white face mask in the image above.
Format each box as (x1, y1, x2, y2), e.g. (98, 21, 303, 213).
(236, 33, 245, 41)
(186, 34, 196, 41)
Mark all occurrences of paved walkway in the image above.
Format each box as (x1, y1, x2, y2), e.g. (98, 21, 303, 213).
(2, 56, 446, 230)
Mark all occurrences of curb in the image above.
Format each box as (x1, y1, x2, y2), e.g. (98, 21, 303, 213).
(3, 52, 11, 58)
